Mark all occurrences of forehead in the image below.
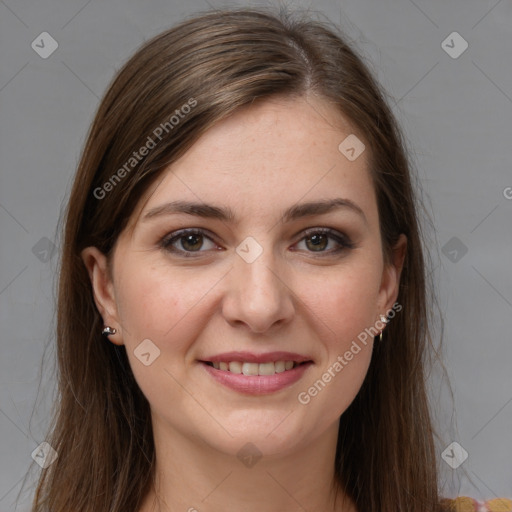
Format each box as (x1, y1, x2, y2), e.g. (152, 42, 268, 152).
(127, 95, 376, 231)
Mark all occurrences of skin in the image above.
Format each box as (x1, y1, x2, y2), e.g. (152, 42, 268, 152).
(82, 94, 406, 512)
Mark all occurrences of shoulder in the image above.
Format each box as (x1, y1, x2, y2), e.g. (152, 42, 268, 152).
(439, 496, 512, 511)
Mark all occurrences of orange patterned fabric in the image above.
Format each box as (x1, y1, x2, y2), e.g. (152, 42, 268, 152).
(439, 497, 512, 512)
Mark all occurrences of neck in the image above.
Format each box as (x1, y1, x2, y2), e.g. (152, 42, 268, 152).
(139, 417, 357, 512)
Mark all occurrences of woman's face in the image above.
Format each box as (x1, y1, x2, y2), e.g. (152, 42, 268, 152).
(83, 95, 405, 458)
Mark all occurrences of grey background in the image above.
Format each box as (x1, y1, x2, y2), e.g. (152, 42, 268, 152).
(1, 0, 511, 510)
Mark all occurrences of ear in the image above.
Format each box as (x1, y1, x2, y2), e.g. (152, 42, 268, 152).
(81, 246, 123, 345)
(377, 234, 407, 316)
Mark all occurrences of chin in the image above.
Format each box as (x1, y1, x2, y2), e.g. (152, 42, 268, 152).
(203, 415, 310, 459)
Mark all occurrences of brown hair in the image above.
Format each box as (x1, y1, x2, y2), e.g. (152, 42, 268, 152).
(31, 7, 442, 512)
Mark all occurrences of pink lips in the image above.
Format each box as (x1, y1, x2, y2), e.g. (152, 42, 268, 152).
(199, 351, 313, 395)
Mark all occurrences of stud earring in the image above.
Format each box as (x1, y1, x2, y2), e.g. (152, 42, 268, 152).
(101, 326, 117, 337)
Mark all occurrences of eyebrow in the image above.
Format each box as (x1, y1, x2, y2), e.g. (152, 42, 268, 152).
(142, 197, 367, 225)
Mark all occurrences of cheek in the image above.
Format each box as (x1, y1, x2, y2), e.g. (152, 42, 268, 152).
(114, 264, 220, 402)
(292, 264, 380, 426)
(115, 263, 219, 345)
(300, 260, 382, 347)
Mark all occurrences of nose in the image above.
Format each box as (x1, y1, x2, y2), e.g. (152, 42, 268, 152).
(221, 246, 295, 334)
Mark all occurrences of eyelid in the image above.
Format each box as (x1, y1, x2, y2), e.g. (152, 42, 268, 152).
(160, 226, 354, 257)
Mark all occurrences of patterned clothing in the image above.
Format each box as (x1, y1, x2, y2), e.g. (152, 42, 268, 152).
(440, 496, 512, 511)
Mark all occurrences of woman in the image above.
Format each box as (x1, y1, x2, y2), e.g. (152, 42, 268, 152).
(30, 7, 501, 512)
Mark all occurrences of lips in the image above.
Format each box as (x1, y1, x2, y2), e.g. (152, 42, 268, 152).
(198, 351, 314, 394)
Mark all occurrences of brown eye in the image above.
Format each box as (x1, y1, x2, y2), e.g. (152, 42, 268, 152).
(305, 233, 329, 252)
(180, 233, 204, 251)
(161, 228, 218, 257)
(295, 228, 354, 255)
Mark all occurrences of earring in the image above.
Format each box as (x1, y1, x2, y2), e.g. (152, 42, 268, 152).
(102, 326, 117, 337)
(379, 314, 388, 342)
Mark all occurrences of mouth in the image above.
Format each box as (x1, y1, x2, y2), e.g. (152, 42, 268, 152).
(198, 351, 314, 394)
(199, 358, 314, 395)
(202, 360, 310, 376)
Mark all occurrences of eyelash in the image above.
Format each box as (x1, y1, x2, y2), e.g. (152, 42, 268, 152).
(159, 227, 355, 258)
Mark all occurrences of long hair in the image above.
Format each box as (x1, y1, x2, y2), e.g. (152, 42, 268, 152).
(32, 8, 441, 511)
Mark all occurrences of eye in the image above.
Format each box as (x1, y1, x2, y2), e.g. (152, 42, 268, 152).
(293, 228, 354, 255)
(160, 228, 219, 257)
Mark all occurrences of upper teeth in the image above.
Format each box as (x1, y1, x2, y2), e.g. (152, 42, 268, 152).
(212, 361, 296, 375)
